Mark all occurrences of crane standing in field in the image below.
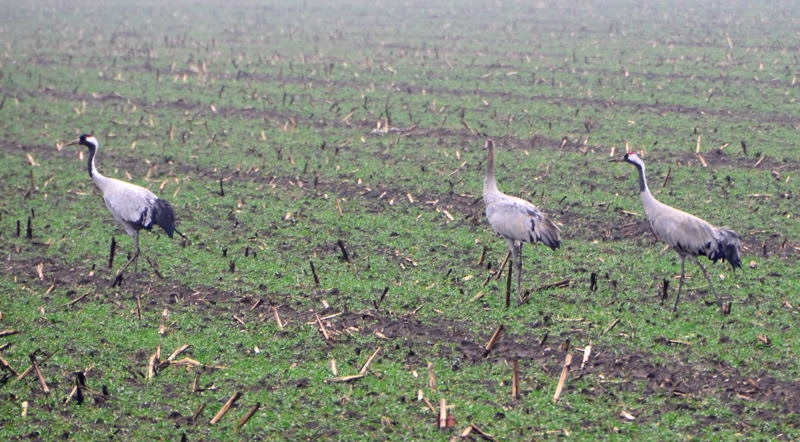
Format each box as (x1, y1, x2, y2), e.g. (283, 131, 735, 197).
(621, 151, 742, 312)
(483, 139, 561, 303)
(67, 133, 183, 287)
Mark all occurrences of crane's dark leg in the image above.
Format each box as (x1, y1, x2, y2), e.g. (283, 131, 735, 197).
(112, 232, 140, 287)
(510, 241, 523, 304)
(504, 254, 513, 308)
(695, 259, 722, 307)
(673, 256, 687, 312)
(502, 241, 515, 307)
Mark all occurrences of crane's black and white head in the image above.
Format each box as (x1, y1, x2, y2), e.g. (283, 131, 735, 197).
(623, 151, 645, 168)
(66, 133, 103, 178)
(67, 133, 99, 151)
(78, 134, 99, 150)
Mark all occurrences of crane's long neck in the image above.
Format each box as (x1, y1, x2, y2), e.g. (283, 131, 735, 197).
(86, 144, 110, 190)
(483, 144, 500, 200)
(634, 162, 648, 194)
(633, 161, 660, 211)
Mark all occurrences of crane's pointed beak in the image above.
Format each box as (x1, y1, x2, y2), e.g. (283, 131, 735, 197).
(608, 158, 623, 163)
(65, 139, 80, 147)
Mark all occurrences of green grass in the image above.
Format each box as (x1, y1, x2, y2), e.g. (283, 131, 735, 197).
(1, 0, 799, 440)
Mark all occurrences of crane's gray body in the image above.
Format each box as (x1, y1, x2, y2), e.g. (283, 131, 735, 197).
(93, 174, 176, 240)
(484, 194, 560, 251)
(623, 152, 741, 311)
(483, 140, 560, 302)
(639, 188, 740, 267)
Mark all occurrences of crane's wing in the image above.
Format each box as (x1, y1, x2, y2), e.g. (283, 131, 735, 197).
(486, 197, 560, 250)
(650, 205, 709, 248)
(650, 205, 738, 263)
(101, 178, 175, 237)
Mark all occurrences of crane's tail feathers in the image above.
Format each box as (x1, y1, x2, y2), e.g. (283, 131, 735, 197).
(174, 227, 187, 239)
(535, 218, 561, 251)
(710, 229, 742, 270)
(151, 198, 177, 239)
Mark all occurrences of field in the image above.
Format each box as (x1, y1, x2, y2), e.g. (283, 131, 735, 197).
(1, 0, 799, 439)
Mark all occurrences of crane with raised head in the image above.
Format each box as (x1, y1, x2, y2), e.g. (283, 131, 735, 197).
(621, 151, 742, 311)
(483, 139, 561, 303)
(66, 133, 184, 287)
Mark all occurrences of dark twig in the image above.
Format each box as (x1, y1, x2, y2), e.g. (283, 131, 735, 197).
(511, 359, 520, 401)
(520, 279, 571, 305)
(310, 260, 320, 286)
(0, 356, 19, 376)
(477, 245, 487, 266)
(236, 403, 261, 429)
(108, 237, 117, 269)
(661, 166, 672, 188)
(373, 286, 389, 310)
(482, 325, 505, 358)
(336, 240, 350, 263)
(29, 351, 51, 394)
(191, 403, 205, 421)
(210, 392, 242, 424)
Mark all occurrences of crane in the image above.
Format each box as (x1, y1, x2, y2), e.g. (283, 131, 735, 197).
(66, 133, 183, 287)
(621, 151, 742, 311)
(483, 139, 561, 303)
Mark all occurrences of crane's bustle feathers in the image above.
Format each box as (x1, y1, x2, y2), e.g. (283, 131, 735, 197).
(708, 228, 742, 269)
(150, 199, 176, 238)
